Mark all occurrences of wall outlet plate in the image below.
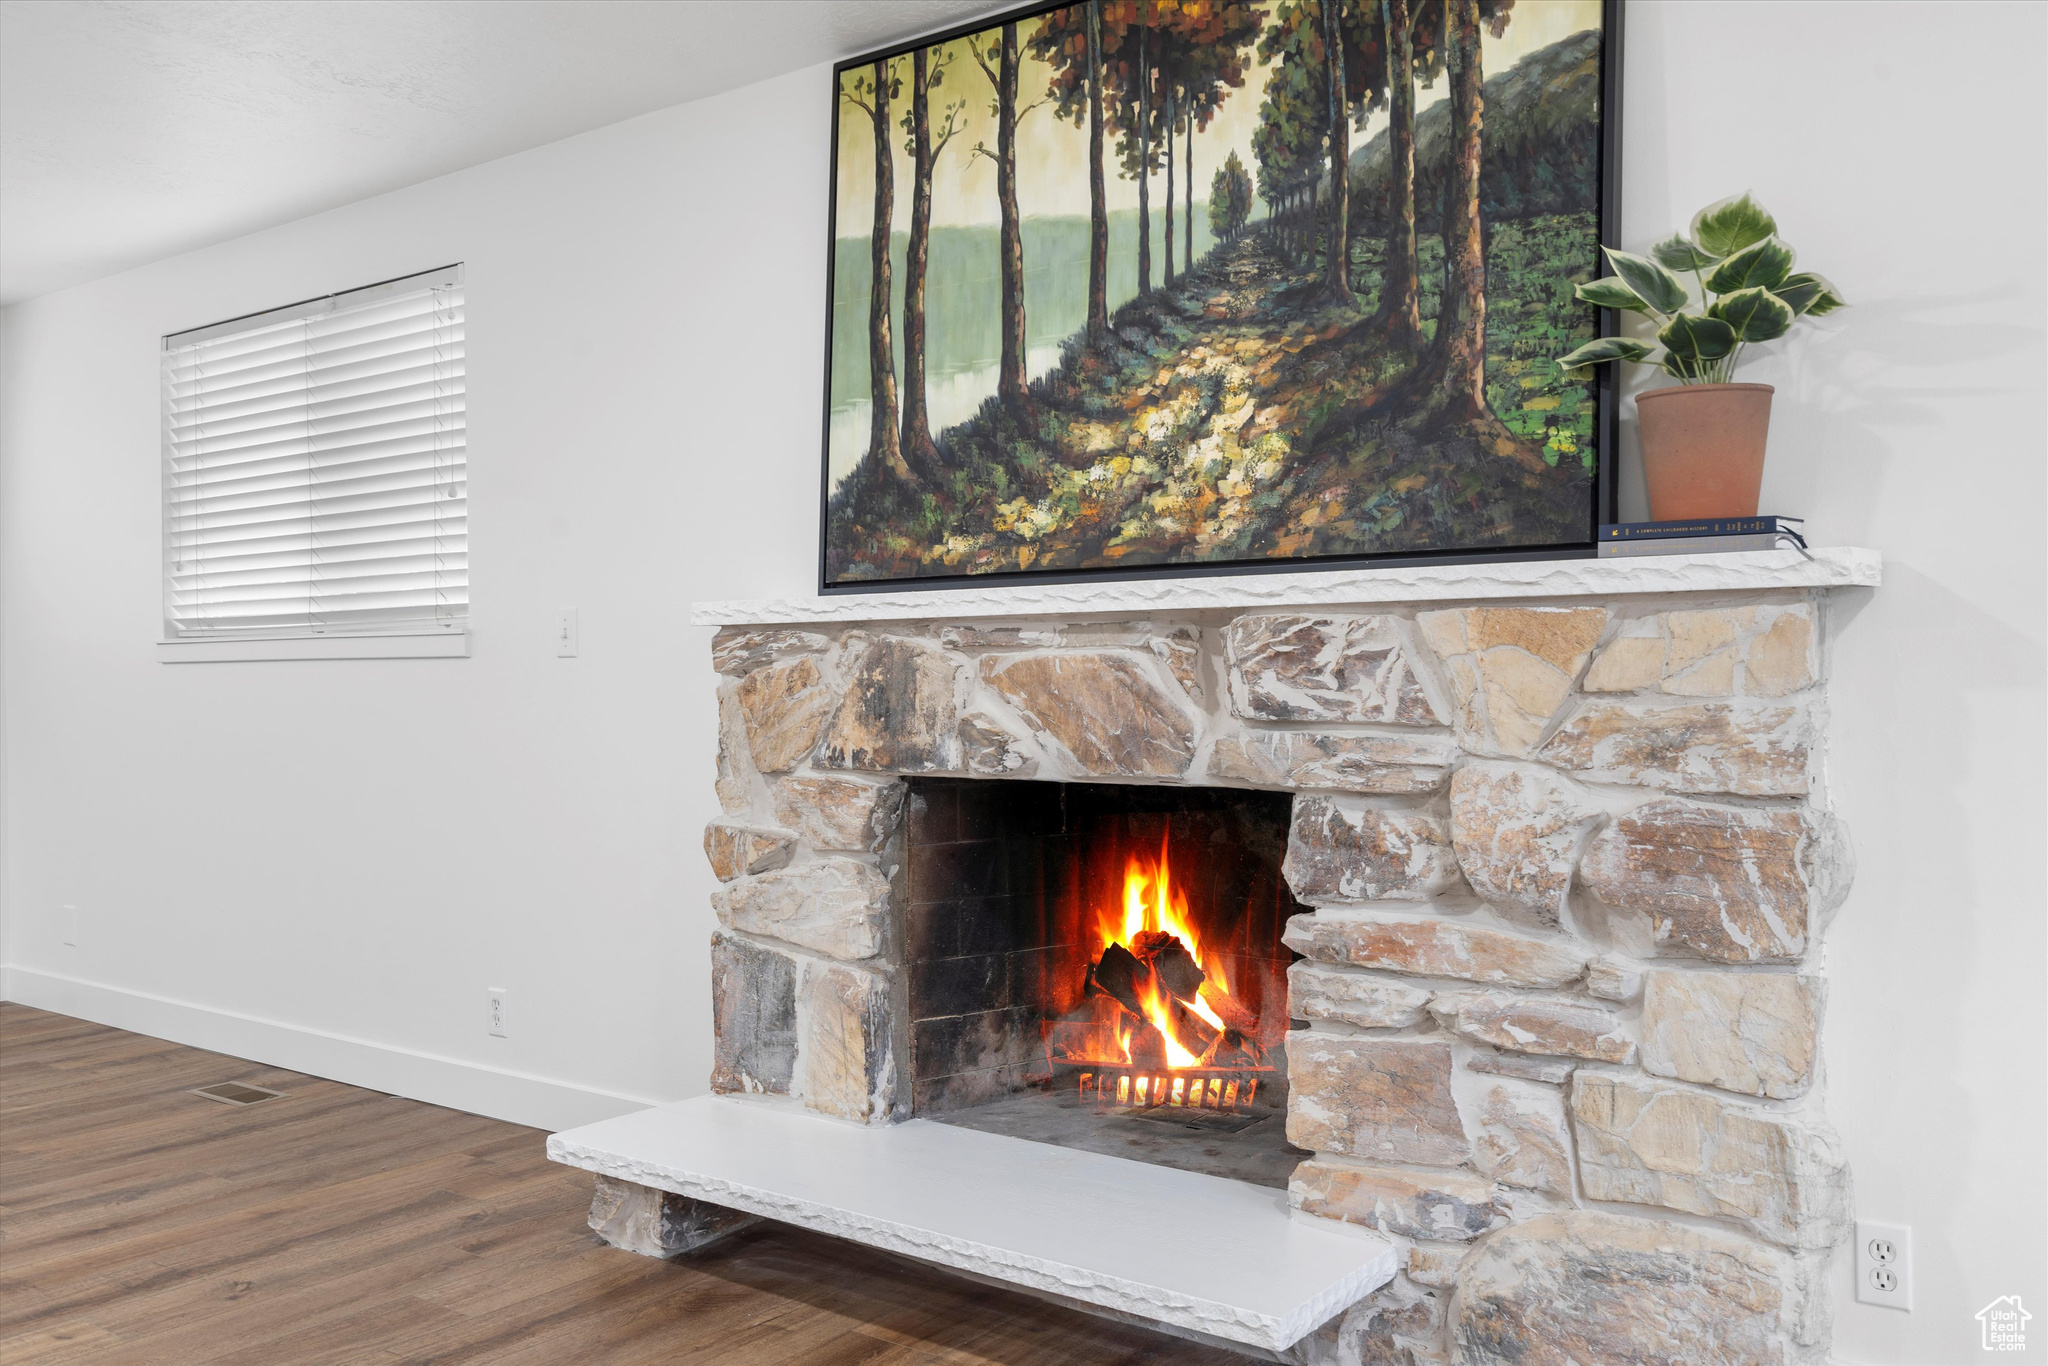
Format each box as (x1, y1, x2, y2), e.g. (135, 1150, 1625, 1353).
(487, 988, 510, 1038)
(1855, 1219, 1912, 1310)
(62, 904, 79, 947)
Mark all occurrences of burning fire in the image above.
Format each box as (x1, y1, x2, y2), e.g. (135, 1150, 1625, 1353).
(1042, 829, 1278, 1114)
(1099, 837, 1231, 1066)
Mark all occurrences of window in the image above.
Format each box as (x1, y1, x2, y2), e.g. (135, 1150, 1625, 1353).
(162, 265, 466, 640)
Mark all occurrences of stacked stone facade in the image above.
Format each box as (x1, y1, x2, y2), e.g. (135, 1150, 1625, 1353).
(701, 592, 1851, 1365)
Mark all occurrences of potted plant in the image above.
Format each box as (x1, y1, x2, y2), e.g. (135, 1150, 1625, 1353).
(1557, 193, 1844, 520)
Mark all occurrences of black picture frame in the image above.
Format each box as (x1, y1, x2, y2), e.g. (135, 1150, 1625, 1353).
(819, 0, 1624, 595)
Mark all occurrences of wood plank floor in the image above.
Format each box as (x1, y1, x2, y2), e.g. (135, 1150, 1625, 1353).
(0, 1004, 1246, 1365)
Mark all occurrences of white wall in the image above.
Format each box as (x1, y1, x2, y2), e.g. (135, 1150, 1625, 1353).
(1, 4, 2041, 1360)
(0, 62, 834, 1127)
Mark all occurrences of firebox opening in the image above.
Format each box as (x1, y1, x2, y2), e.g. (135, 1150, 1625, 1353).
(905, 777, 1307, 1189)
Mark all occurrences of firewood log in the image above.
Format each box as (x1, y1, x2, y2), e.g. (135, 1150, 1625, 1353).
(1085, 942, 1147, 1019)
(1166, 998, 1219, 1061)
(1045, 1016, 1121, 1064)
(1208, 1030, 1270, 1070)
(1197, 983, 1260, 1035)
(1128, 1022, 1169, 1071)
(1132, 931, 1208, 1002)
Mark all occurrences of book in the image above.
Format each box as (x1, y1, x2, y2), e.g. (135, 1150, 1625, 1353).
(1599, 533, 1805, 558)
(1600, 516, 1806, 544)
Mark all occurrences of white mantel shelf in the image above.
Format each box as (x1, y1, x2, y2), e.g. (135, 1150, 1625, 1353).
(693, 546, 1879, 627)
(549, 1094, 1397, 1354)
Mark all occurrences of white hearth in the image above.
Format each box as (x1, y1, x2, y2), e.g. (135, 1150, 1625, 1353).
(549, 1094, 1397, 1357)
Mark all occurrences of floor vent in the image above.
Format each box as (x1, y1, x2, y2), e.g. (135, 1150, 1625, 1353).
(190, 1082, 286, 1107)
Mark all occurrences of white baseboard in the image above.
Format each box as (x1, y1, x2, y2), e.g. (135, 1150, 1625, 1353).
(0, 965, 660, 1132)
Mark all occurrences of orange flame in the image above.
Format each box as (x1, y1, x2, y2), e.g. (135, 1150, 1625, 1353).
(1097, 834, 1232, 1068)
(1110, 1001, 1134, 1065)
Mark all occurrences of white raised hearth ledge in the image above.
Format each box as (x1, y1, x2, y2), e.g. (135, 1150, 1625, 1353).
(548, 1094, 1397, 1354)
(694, 546, 1879, 626)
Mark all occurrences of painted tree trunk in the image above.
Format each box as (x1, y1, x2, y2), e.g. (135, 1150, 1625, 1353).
(1323, 0, 1351, 299)
(1439, 0, 1488, 421)
(864, 59, 906, 482)
(1379, 0, 1422, 349)
(1164, 89, 1177, 287)
(1184, 111, 1194, 275)
(1086, 0, 1109, 347)
(1137, 30, 1152, 295)
(902, 49, 937, 470)
(996, 23, 1028, 412)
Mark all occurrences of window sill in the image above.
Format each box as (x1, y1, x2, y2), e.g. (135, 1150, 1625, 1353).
(158, 632, 470, 663)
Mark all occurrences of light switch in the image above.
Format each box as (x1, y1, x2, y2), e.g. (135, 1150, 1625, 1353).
(557, 609, 579, 657)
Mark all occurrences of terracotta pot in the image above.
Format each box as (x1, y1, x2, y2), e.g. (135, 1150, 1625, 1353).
(1635, 382, 1774, 520)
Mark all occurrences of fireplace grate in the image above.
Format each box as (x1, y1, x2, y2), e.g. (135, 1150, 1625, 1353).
(1070, 1066, 1266, 1113)
(190, 1081, 286, 1107)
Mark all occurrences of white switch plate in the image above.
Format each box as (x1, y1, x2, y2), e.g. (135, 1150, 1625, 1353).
(487, 988, 510, 1038)
(1855, 1220, 1912, 1310)
(62, 904, 79, 947)
(556, 609, 579, 657)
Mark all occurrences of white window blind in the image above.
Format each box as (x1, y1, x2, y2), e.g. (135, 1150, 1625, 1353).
(163, 265, 466, 638)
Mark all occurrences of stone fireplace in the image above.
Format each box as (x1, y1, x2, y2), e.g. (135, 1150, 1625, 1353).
(548, 550, 1879, 1365)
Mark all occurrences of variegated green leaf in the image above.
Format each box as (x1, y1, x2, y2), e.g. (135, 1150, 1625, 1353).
(1650, 233, 1721, 272)
(1775, 272, 1847, 317)
(1691, 192, 1778, 258)
(1704, 238, 1795, 295)
(1602, 247, 1689, 315)
(1555, 336, 1658, 378)
(1709, 287, 1795, 344)
(1657, 314, 1736, 378)
(1577, 277, 1652, 312)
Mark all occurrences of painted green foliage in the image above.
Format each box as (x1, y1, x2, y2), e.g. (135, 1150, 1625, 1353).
(1210, 150, 1255, 237)
(827, 0, 1611, 584)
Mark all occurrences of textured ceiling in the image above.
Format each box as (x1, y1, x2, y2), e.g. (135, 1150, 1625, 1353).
(0, 0, 1006, 304)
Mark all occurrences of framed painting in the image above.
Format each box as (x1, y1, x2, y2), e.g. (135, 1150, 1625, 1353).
(821, 0, 1622, 592)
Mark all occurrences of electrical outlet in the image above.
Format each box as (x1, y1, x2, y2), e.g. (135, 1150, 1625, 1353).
(1855, 1220, 1912, 1310)
(556, 609, 579, 657)
(62, 904, 79, 947)
(487, 988, 510, 1038)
